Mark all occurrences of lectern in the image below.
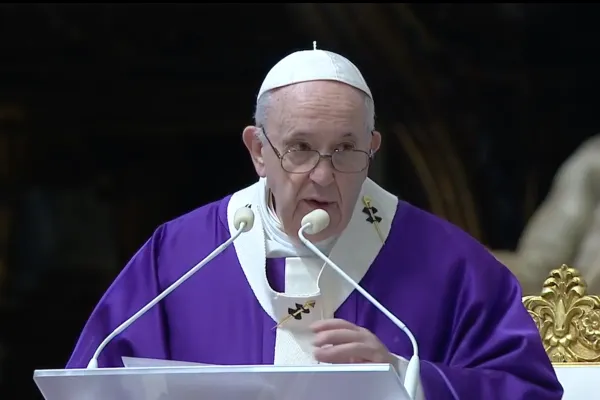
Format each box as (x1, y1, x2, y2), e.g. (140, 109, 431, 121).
(34, 363, 410, 400)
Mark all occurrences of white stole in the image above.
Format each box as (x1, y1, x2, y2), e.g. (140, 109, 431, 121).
(227, 178, 398, 364)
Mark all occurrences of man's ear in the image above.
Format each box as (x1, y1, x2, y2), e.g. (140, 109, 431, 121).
(370, 130, 382, 155)
(242, 126, 266, 177)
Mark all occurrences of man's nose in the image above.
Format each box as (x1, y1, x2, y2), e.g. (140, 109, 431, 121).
(309, 157, 335, 186)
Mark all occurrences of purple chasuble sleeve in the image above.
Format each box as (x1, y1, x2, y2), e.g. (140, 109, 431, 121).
(417, 265, 561, 399)
(65, 197, 278, 369)
(65, 227, 170, 368)
(393, 206, 563, 399)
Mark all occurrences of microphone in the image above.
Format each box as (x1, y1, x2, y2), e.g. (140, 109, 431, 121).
(86, 206, 255, 369)
(298, 209, 421, 400)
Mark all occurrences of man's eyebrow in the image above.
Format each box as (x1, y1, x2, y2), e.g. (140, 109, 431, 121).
(279, 131, 310, 145)
(282, 131, 357, 141)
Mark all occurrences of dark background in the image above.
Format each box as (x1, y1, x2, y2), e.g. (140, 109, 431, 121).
(0, 4, 598, 398)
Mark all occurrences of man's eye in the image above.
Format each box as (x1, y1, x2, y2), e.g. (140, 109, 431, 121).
(289, 142, 312, 151)
(337, 143, 356, 151)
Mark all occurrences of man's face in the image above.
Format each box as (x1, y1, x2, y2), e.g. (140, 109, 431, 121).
(243, 81, 381, 242)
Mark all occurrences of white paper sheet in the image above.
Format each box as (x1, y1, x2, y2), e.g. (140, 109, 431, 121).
(121, 356, 215, 368)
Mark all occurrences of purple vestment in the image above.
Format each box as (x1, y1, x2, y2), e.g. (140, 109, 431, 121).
(66, 184, 563, 399)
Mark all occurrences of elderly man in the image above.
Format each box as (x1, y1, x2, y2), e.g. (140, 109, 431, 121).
(66, 46, 562, 399)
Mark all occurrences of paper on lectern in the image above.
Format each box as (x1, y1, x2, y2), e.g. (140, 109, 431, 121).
(121, 356, 216, 368)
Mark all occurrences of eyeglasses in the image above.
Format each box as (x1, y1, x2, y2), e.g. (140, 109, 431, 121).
(260, 128, 373, 174)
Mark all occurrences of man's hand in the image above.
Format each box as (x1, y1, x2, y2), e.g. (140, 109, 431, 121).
(310, 318, 393, 364)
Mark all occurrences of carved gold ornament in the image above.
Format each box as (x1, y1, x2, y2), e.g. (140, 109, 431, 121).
(523, 265, 600, 362)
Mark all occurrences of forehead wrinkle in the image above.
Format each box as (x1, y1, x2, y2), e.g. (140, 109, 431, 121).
(264, 82, 369, 140)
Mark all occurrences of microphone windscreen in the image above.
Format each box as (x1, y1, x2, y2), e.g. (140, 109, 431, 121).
(301, 209, 330, 235)
(234, 207, 255, 232)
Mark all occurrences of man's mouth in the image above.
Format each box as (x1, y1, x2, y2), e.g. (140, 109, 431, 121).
(304, 199, 333, 208)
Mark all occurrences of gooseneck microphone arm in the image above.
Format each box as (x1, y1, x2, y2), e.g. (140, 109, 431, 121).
(86, 207, 256, 369)
(298, 209, 420, 400)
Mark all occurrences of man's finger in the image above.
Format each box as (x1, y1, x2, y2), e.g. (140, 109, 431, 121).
(310, 318, 359, 333)
(312, 328, 362, 347)
(313, 342, 373, 364)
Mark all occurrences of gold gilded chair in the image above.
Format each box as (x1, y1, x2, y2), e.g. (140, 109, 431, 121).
(522, 264, 600, 363)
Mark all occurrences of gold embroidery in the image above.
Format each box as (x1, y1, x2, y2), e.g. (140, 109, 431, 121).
(362, 196, 385, 243)
(272, 300, 316, 330)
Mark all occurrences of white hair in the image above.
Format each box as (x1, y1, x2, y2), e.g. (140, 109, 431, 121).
(253, 88, 376, 141)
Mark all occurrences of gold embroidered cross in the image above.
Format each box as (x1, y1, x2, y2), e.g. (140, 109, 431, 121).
(272, 300, 316, 330)
(362, 196, 385, 243)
